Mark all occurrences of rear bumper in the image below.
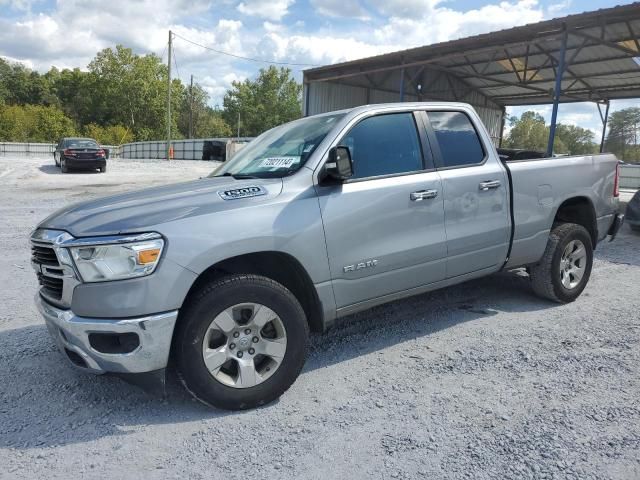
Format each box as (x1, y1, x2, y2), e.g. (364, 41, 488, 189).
(63, 156, 106, 169)
(36, 293, 178, 374)
(607, 213, 625, 241)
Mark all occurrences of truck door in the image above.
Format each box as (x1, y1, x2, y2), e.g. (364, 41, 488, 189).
(421, 110, 510, 278)
(315, 111, 447, 309)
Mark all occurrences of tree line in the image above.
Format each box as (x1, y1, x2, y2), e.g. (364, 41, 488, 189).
(0, 45, 303, 145)
(503, 109, 640, 162)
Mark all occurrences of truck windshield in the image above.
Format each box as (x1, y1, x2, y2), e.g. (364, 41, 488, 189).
(211, 113, 345, 179)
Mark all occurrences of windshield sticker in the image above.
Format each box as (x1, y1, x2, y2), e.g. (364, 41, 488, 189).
(218, 186, 267, 201)
(259, 156, 300, 168)
(302, 144, 314, 153)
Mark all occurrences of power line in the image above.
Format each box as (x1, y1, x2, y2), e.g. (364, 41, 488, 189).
(173, 44, 181, 79)
(172, 32, 320, 68)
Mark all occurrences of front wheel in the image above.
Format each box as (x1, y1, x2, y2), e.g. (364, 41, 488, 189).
(174, 274, 309, 410)
(530, 223, 593, 303)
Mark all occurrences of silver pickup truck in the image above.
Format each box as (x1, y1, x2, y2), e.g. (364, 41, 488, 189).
(31, 102, 624, 410)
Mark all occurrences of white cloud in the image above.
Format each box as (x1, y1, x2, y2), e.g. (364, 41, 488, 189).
(374, 0, 544, 46)
(548, 0, 572, 15)
(310, 0, 370, 20)
(0, 0, 214, 70)
(237, 0, 294, 20)
(256, 32, 384, 65)
(0, 0, 36, 10)
(368, 0, 439, 18)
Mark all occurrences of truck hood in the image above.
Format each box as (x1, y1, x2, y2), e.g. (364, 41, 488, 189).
(38, 177, 283, 237)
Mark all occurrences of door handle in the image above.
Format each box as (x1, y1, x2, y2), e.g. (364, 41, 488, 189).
(410, 189, 438, 201)
(479, 180, 501, 191)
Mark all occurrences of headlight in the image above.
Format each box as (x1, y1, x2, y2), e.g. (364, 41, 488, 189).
(69, 238, 164, 282)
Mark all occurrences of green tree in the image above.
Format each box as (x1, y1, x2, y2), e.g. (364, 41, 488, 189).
(504, 111, 549, 150)
(555, 124, 597, 155)
(605, 107, 640, 162)
(0, 104, 76, 142)
(84, 123, 133, 145)
(87, 45, 184, 141)
(199, 110, 233, 137)
(46, 67, 92, 125)
(0, 58, 57, 106)
(504, 111, 567, 153)
(177, 83, 232, 138)
(222, 66, 302, 137)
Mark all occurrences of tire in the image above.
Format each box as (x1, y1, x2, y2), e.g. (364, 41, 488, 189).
(54, 155, 59, 167)
(100, 165, 107, 173)
(174, 274, 309, 410)
(60, 158, 68, 173)
(530, 223, 593, 303)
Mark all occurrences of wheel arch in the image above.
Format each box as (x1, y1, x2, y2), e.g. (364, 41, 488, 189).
(552, 196, 598, 246)
(180, 251, 325, 333)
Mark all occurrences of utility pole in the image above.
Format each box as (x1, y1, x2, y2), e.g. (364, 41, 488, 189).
(166, 30, 172, 160)
(188, 74, 194, 138)
(237, 112, 240, 139)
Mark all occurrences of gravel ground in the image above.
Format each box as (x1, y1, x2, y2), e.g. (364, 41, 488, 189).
(1, 156, 639, 480)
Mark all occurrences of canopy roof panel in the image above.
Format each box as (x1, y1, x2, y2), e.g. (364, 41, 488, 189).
(304, 3, 640, 106)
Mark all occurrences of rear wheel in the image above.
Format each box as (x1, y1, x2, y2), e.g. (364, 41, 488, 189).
(174, 274, 309, 410)
(60, 158, 68, 173)
(530, 223, 593, 303)
(99, 165, 107, 173)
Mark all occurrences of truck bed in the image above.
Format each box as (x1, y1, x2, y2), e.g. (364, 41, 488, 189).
(503, 153, 619, 268)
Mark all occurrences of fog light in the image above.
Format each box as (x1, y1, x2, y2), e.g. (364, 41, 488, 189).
(88, 332, 140, 354)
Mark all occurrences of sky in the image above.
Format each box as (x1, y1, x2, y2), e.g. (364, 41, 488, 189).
(0, 0, 638, 138)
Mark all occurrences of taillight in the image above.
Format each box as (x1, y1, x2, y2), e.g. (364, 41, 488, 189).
(613, 162, 620, 198)
(63, 148, 76, 156)
(97, 149, 105, 157)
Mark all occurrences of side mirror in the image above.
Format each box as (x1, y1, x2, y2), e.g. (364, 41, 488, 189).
(325, 146, 353, 181)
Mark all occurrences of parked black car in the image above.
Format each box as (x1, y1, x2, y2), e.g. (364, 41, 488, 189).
(54, 138, 107, 173)
(627, 189, 640, 232)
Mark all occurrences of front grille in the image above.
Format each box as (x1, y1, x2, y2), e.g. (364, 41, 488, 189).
(31, 239, 64, 302)
(31, 230, 77, 308)
(37, 272, 63, 300)
(31, 244, 60, 266)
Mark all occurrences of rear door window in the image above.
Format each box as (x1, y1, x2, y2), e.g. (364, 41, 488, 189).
(340, 113, 424, 180)
(426, 111, 485, 168)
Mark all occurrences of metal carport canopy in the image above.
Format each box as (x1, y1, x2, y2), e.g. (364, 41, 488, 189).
(303, 3, 640, 154)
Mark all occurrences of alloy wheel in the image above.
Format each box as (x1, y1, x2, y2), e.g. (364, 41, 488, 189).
(559, 239, 587, 289)
(201, 303, 287, 388)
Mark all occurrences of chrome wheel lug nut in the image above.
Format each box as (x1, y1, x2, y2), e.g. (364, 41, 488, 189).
(252, 336, 259, 343)
(229, 343, 236, 350)
(233, 332, 240, 338)
(237, 351, 243, 358)
(248, 348, 255, 355)
(244, 328, 251, 335)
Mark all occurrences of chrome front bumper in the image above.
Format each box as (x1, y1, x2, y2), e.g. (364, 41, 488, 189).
(36, 294, 178, 374)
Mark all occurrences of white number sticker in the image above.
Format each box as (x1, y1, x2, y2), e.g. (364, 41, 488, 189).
(259, 156, 299, 168)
